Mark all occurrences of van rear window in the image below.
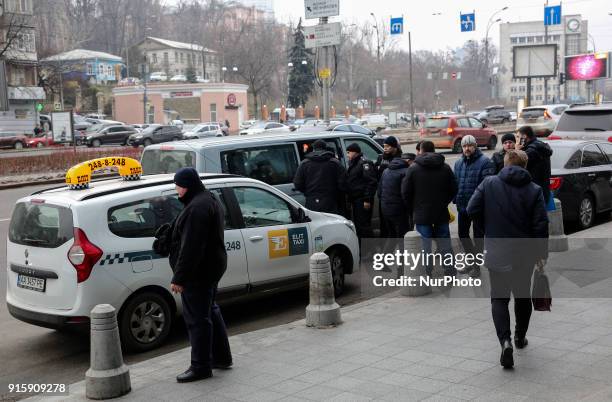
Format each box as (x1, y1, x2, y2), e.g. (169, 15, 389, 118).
(141, 149, 196, 174)
(9, 202, 73, 248)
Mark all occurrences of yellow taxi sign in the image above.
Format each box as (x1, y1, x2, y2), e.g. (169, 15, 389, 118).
(65, 157, 143, 189)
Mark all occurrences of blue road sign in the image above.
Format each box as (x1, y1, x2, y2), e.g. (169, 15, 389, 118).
(460, 13, 475, 32)
(544, 5, 562, 26)
(390, 17, 404, 35)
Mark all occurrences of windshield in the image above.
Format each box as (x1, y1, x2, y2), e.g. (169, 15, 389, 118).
(141, 149, 196, 174)
(86, 124, 103, 133)
(521, 108, 545, 119)
(556, 110, 612, 132)
(249, 121, 268, 129)
(425, 118, 450, 129)
(142, 125, 161, 134)
(9, 202, 74, 248)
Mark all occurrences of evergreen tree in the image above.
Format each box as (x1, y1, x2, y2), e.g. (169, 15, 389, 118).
(186, 66, 197, 83)
(288, 19, 314, 108)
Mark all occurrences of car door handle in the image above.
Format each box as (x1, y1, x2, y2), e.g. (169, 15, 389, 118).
(588, 173, 596, 177)
(249, 236, 264, 242)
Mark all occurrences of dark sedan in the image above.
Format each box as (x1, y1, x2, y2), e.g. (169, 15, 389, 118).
(549, 140, 612, 229)
(128, 125, 183, 147)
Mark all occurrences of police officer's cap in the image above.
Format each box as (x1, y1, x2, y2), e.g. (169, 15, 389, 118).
(346, 143, 361, 153)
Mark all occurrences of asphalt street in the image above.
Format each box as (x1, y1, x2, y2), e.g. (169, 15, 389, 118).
(0, 143, 609, 400)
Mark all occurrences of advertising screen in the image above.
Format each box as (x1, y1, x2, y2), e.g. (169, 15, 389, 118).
(565, 53, 609, 81)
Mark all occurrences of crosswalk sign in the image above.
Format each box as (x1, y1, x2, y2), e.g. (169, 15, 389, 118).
(460, 12, 475, 32)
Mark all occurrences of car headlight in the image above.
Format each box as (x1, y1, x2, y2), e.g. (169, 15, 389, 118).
(86, 136, 93, 140)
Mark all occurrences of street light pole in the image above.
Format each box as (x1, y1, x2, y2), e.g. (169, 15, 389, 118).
(484, 6, 507, 100)
(370, 12, 381, 112)
(409, 31, 415, 129)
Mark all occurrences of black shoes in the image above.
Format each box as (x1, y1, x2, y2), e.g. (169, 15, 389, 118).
(500, 339, 514, 369)
(514, 336, 528, 349)
(176, 368, 213, 383)
(213, 361, 233, 370)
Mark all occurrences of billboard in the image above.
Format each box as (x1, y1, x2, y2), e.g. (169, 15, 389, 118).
(513, 44, 557, 78)
(51, 112, 73, 143)
(565, 52, 609, 81)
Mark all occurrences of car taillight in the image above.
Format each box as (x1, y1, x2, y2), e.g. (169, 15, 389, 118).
(68, 228, 103, 283)
(447, 127, 454, 135)
(549, 177, 563, 191)
(548, 134, 562, 140)
(608, 136, 612, 143)
(544, 110, 552, 120)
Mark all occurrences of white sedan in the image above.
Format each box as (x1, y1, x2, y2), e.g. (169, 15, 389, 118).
(240, 121, 292, 135)
(169, 74, 187, 82)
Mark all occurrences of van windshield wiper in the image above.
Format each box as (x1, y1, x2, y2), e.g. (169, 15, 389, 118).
(583, 128, 606, 131)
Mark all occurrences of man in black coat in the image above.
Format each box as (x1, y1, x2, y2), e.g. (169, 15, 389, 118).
(401, 141, 458, 276)
(293, 139, 346, 214)
(517, 126, 553, 204)
(379, 153, 414, 237)
(345, 142, 378, 239)
(467, 150, 549, 369)
(491, 133, 516, 173)
(375, 136, 402, 237)
(168, 167, 232, 382)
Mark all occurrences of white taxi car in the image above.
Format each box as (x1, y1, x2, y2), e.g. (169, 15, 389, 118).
(6, 158, 359, 352)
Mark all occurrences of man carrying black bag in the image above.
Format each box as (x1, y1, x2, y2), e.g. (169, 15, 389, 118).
(467, 150, 548, 369)
(154, 167, 232, 382)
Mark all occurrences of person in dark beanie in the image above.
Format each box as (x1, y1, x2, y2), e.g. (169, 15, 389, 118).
(167, 167, 232, 382)
(492, 133, 517, 173)
(375, 136, 402, 237)
(517, 126, 553, 204)
(379, 152, 413, 238)
(345, 142, 378, 239)
(467, 150, 548, 369)
(294, 139, 346, 213)
(401, 141, 457, 276)
(454, 135, 495, 278)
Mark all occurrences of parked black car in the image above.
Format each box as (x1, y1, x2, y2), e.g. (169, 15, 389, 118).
(477, 105, 511, 125)
(326, 123, 377, 137)
(549, 140, 612, 229)
(128, 125, 183, 147)
(85, 124, 138, 147)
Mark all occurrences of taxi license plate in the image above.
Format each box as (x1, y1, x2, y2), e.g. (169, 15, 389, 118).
(17, 274, 46, 292)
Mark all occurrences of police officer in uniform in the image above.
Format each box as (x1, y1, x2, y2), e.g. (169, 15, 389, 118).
(346, 143, 378, 240)
(293, 139, 347, 213)
(375, 136, 402, 237)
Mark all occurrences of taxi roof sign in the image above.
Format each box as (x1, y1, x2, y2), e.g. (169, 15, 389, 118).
(65, 157, 142, 190)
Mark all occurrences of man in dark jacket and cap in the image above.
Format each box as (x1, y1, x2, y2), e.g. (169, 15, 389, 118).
(293, 139, 347, 214)
(492, 133, 517, 173)
(167, 167, 232, 382)
(467, 150, 549, 369)
(401, 141, 458, 276)
(375, 136, 402, 237)
(517, 126, 553, 204)
(379, 153, 414, 237)
(454, 135, 496, 278)
(345, 142, 378, 239)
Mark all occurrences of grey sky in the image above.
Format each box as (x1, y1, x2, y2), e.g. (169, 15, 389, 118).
(274, 0, 612, 53)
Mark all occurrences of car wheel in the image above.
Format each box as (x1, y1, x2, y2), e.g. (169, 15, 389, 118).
(172, 136, 180, 142)
(143, 138, 153, 147)
(486, 135, 497, 150)
(327, 248, 346, 297)
(481, 119, 488, 125)
(92, 139, 101, 148)
(452, 139, 462, 154)
(119, 291, 173, 353)
(14, 141, 24, 150)
(578, 194, 595, 230)
(501, 118, 508, 124)
(36, 142, 44, 148)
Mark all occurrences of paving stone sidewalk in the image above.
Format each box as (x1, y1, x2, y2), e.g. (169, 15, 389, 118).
(28, 288, 612, 402)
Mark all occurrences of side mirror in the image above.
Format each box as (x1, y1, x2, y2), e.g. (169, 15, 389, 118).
(292, 207, 311, 223)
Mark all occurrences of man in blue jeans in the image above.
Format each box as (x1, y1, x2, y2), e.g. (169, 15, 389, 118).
(401, 141, 458, 276)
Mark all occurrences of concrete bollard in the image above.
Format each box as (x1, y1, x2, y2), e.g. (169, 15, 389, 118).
(548, 198, 569, 252)
(400, 231, 432, 297)
(305, 252, 342, 327)
(86, 304, 131, 400)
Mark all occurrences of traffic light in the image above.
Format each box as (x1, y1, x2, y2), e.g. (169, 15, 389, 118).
(559, 72, 565, 85)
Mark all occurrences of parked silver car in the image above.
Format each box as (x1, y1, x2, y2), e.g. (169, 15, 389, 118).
(517, 104, 569, 137)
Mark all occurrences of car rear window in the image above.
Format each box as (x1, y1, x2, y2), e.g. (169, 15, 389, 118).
(555, 110, 612, 132)
(9, 202, 73, 248)
(521, 108, 545, 119)
(221, 144, 298, 185)
(141, 149, 196, 174)
(425, 118, 449, 129)
(550, 147, 581, 169)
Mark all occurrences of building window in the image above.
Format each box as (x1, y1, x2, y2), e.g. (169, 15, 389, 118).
(98, 64, 104, 75)
(15, 33, 35, 52)
(175, 52, 178, 62)
(210, 103, 217, 122)
(511, 38, 518, 44)
(536, 36, 544, 43)
(87, 64, 93, 75)
(152, 53, 158, 64)
(519, 37, 526, 43)
(164, 52, 168, 63)
(553, 35, 561, 41)
(107, 65, 112, 76)
(180, 53, 184, 63)
(527, 36, 534, 43)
